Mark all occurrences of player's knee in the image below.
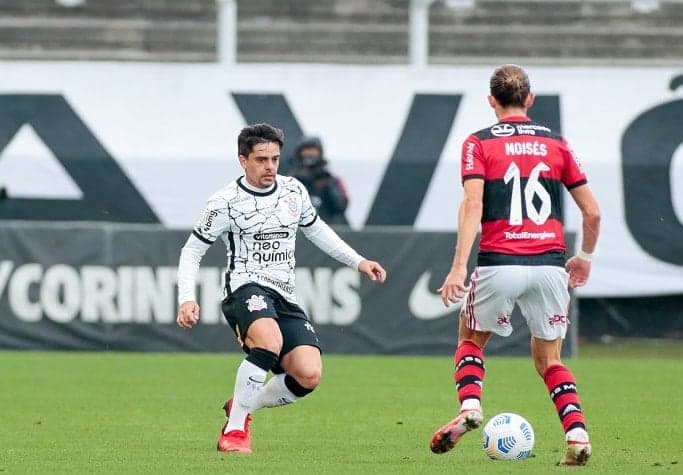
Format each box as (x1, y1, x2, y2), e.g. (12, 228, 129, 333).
(255, 338, 283, 356)
(289, 367, 322, 391)
(245, 320, 283, 354)
(300, 368, 322, 389)
(284, 371, 320, 398)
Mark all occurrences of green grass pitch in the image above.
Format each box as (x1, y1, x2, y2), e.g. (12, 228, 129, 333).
(1, 346, 681, 474)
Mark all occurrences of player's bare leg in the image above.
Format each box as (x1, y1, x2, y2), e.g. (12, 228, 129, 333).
(430, 313, 490, 454)
(218, 317, 282, 453)
(247, 345, 322, 410)
(532, 336, 591, 466)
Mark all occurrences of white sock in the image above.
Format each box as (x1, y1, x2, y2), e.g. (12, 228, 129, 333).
(460, 398, 482, 412)
(566, 427, 589, 442)
(246, 373, 298, 411)
(224, 359, 266, 433)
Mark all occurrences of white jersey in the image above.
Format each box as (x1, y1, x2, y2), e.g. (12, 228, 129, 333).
(177, 175, 364, 305)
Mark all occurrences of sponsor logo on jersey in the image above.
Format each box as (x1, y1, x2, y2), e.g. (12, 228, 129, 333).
(256, 274, 295, 295)
(464, 141, 476, 171)
(515, 124, 551, 135)
(504, 231, 557, 240)
(252, 248, 295, 264)
(491, 123, 516, 137)
(504, 141, 548, 157)
(200, 210, 219, 231)
(497, 315, 511, 325)
(254, 231, 290, 240)
(245, 294, 268, 312)
(567, 145, 585, 173)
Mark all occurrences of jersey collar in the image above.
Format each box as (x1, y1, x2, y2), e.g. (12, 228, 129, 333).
(237, 176, 278, 196)
(499, 115, 531, 123)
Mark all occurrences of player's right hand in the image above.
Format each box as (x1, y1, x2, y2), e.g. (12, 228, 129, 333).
(438, 267, 471, 307)
(177, 301, 200, 329)
(358, 259, 387, 283)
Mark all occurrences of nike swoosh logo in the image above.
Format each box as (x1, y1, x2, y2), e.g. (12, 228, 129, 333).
(248, 376, 265, 384)
(409, 271, 462, 320)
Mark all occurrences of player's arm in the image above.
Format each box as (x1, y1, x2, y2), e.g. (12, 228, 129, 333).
(177, 197, 229, 329)
(439, 177, 484, 306)
(300, 218, 386, 283)
(177, 235, 211, 328)
(560, 140, 601, 288)
(565, 184, 601, 288)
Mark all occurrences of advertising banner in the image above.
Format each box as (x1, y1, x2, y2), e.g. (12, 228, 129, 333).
(1, 62, 681, 297)
(0, 224, 576, 355)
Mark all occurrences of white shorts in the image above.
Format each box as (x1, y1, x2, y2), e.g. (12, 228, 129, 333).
(463, 265, 571, 340)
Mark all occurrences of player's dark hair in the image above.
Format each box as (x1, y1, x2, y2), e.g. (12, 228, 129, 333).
(237, 123, 284, 156)
(490, 65, 530, 108)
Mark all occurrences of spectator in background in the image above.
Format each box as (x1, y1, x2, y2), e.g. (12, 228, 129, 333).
(289, 136, 349, 226)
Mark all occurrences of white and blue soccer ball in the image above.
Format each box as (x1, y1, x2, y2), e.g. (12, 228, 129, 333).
(482, 413, 535, 461)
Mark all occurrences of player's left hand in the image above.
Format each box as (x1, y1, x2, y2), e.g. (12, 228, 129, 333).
(565, 256, 591, 288)
(358, 259, 386, 283)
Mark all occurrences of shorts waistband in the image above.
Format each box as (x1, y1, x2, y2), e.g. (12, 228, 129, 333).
(477, 250, 566, 267)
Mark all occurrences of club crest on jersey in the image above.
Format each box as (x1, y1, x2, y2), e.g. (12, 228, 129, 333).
(283, 194, 300, 218)
(245, 294, 268, 312)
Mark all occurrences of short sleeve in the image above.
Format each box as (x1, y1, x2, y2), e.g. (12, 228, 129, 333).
(192, 195, 230, 244)
(461, 135, 485, 183)
(561, 139, 588, 189)
(298, 180, 318, 227)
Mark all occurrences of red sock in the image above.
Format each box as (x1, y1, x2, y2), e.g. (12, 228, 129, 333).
(453, 340, 485, 404)
(544, 364, 586, 433)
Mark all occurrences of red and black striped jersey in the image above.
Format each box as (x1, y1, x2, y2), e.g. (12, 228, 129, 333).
(461, 116, 587, 263)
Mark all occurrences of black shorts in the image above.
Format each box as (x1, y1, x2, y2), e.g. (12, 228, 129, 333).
(221, 283, 321, 361)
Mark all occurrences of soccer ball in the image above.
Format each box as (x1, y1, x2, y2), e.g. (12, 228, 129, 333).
(482, 413, 535, 460)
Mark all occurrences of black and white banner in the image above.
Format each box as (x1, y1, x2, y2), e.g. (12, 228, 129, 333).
(1, 62, 682, 298)
(0, 224, 576, 355)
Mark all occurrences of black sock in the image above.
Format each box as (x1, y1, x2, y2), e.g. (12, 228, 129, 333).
(284, 374, 314, 397)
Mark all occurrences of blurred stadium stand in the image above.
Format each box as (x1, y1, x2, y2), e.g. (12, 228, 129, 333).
(429, 0, 683, 64)
(0, 0, 682, 63)
(0, 0, 217, 61)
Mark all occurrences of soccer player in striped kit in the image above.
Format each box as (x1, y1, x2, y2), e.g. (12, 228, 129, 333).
(429, 65, 600, 466)
(176, 123, 386, 453)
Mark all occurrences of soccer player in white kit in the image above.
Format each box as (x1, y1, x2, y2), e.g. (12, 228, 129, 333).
(428, 65, 601, 466)
(176, 123, 386, 453)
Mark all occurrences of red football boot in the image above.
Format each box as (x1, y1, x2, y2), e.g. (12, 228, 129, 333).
(430, 409, 483, 454)
(217, 398, 253, 453)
